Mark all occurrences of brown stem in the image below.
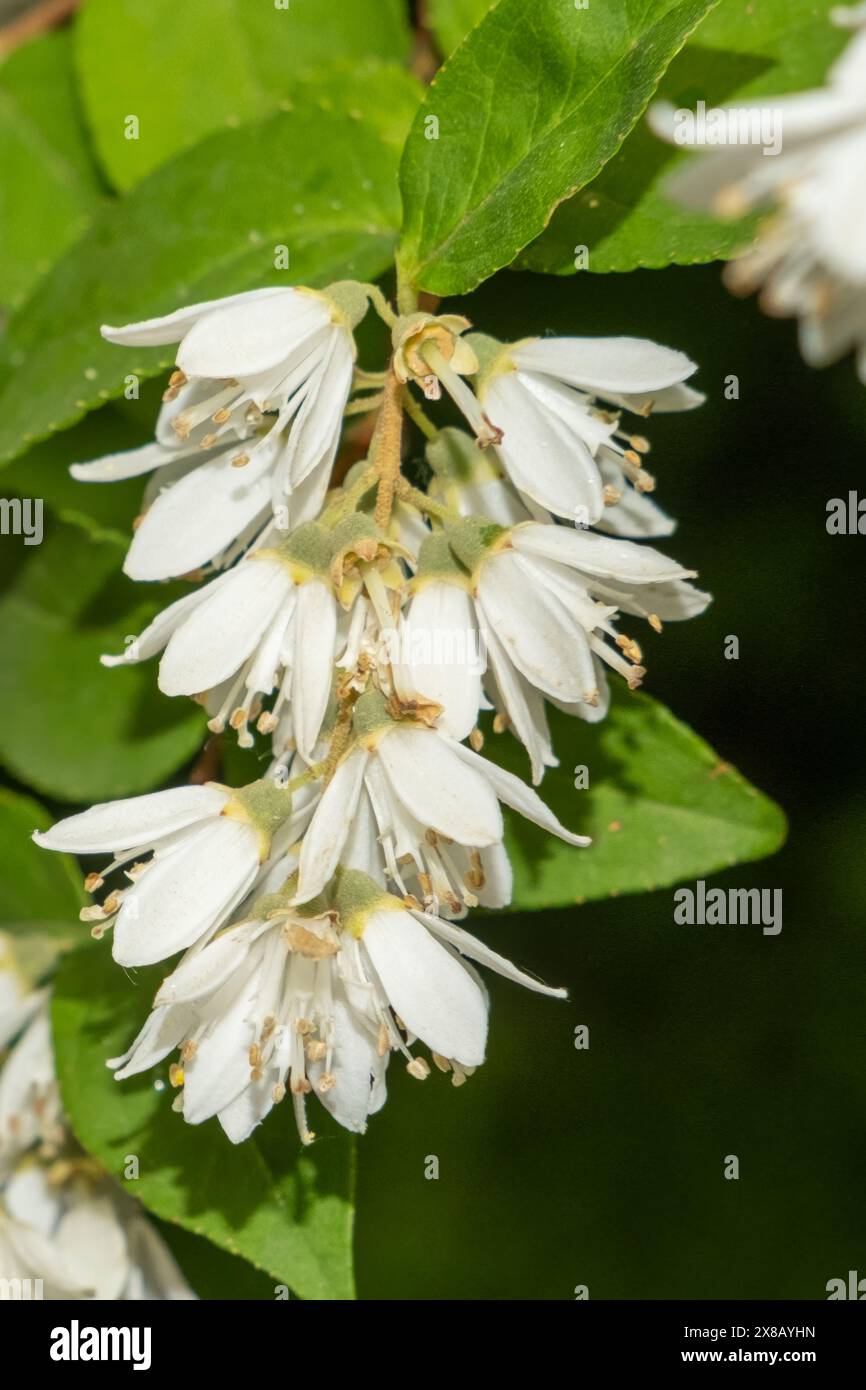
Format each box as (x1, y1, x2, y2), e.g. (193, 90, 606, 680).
(372, 366, 405, 531)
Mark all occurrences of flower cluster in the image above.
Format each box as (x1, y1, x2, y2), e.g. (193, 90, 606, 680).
(0, 933, 194, 1299)
(36, 279, 710, 1145)
(650, 4, 866, 380)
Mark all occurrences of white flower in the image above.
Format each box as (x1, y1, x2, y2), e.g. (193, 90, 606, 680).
(294, 690, 589, 917)
(102, 530, 340, 759)
(0, 1000, 193, 1299)
(390, 533, 487, 743)
(1, 1162, 194, 1300)
(448, 333, 702, 533)
(109, 870, 565, 1145)
(33, 781, 299, 968)
(73, 284, 367, 579)
(470, 521, 709, 776)
(0, 1005, 63, 1175)
(391, 518, 709, 785)
(649, 7, 866, 379)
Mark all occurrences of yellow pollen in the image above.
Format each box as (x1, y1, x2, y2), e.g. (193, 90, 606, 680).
(616, 635, 643, 664)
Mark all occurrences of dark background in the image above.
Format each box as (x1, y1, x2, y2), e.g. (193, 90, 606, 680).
(350, 264, 866, 1299)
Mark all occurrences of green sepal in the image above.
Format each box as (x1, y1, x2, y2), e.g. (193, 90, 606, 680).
(445, 514, 509, 578)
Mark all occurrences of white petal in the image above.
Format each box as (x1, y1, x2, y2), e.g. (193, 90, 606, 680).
(418, 911, 566, 998)
(478, 552, 597, 704)
(377, 726, 503, 847)
(340, 785, 386, 884)
(396, 584, 482, 741)
(112, 818, 260, 967)
(512, 335, 697, 395)
(109, 1004, 195, 1079)
(485, 375, 603, 523)
(284, 332, 353, 488)
(159, 560, 292, 696)
(217, 1075, 277, 1143)
(475, 841, 514, 909)
(177, 289, 327, 378)
(102, 287, 291, 348)
(55, 1197, 129, 1301)
(483, 626, 556, 786)
(448, 740, 591, 846)
(512, 523, 694, 584)
(155, 923, 258, 1006)
(123, 444, 274, 581)
(182, 962, 265, 1124)
(598, 576, 712, 622)
(311, 996, 383, 1133)
(4, 1164, 63, 1234)
(70, 441, 177, 482)
(33, 784, 228, 855)
(291, 581, 337, 760)
(362, 908, 488, 1066)
(295, 747, 368, 902)
(610, 381, 705, 414)
(595, 452, 676, 538)
(101, 582, 213, 669)
(124, 1216, 196, 1300)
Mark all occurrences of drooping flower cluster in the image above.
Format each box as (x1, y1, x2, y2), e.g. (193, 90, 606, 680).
(36, 277, 710, 1145)
(650, 4, 866, 380)
(0, 933, 194, 1299)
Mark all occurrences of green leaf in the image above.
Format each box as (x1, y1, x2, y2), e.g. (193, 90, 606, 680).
(520, 0, 850, 275)
(397, 0, 717, 295)
(52, 944, 356, 1301)
(428, 0, 496, 55)
(0, 31, 103, 311)
(76, 0, 412, 188)
(0, 101, 404, 469)
(0, 787, 83, 927)
(490, 688, 786, 911)
(0, 518, 206, 803)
